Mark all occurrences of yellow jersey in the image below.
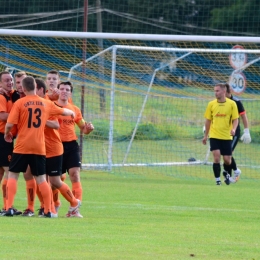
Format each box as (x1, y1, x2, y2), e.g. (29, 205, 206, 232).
(204, 98, 239, 140)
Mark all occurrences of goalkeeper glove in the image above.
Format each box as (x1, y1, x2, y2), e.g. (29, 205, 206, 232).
(240, 128, 251, 144)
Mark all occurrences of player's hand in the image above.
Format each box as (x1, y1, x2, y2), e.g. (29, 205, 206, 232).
(0, 88, 8, 95)
(51, 87, 60, 97)
(4, 132, 13, 143)
(230, 129, 236, 136)
(240, 128, 251, 144)
(70, 111, 75, 119)
(48, 87, 60, 100)
(83, 122, 94, 135)
(202, 136, 207, 145)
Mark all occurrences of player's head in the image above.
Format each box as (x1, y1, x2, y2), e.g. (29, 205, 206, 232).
(35, 78, 46, 98)
(22, 76, 36, 93)
(14, 71, 27, 94)
(57, 81, 73, 101)
(0, 71, 14, 93)
(46, 70, 60, 90)
(214, 83, 227, 101)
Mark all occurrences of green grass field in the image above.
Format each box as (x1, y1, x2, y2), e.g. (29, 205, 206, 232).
(1, 171, 259, 260)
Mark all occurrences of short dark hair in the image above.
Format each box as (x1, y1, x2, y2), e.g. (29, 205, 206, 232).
(35, 78, 46, 94)
(225, 83, 231, 94)
(0, 71, 11, 81)
(47, 70, 60, 77)
(22, 76, 36, 92)
(216, 83, 229, 91)
(14, 71, 27, 78)
(57, 81, 73, 93)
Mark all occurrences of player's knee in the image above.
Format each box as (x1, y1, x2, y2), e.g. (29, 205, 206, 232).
(60, 173, 66, 182)
(69, 170, 80, 182)
(50, 177, 62, 189)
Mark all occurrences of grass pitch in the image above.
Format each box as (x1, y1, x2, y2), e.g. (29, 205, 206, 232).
(0, 171, 259, 260)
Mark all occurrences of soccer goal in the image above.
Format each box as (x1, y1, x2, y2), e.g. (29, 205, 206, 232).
(1, 29, 260, 179)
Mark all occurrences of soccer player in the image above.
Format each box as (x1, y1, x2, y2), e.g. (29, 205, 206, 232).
(46, 69, 73, 104)
(3, 76, 75, 217)
(12, 72, 37, 216)
(35, 78, 81, 217)
(55, 81, 94, 217)
(14, 71, 26, 98)
(224, 84, 251, 183)
(46, 70, 60, 99)
(202, 83, 239, 185)
(45, 70, 71, 207)
(0, 71, 22, 216)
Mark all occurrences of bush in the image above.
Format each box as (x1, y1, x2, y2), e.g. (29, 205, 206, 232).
(133, 123, 172, 140)
(84, 120, 111, 140)
(250, 130, 260, 143)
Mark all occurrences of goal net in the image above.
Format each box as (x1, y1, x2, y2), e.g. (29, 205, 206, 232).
(1, 30, 260, 180)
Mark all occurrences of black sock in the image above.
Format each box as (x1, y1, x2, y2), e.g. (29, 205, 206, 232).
(213, 163, 221, 178)
(223, 163, 232, 175)
(231, 157, 237, 171)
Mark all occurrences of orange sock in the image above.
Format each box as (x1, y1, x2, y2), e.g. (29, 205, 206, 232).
(25, 179, 36, 212)
(58, 183, 78, 207)
(37, 181, 52, 215)
(49, 186, 56, 214)
(72, 182, 82, 201)
(52, 188, 61, 208)
(6, 178, 18, 210)
(36, 184, 44, 209)
(1, 178, 7, 210)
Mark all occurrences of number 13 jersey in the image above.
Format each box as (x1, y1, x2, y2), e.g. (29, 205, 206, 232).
(7, 95, 65, 155)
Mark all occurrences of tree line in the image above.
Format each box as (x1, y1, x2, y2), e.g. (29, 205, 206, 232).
(0, 0, 259, 36)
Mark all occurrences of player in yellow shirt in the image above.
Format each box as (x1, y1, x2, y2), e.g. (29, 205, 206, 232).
(202, 83, 239, 185)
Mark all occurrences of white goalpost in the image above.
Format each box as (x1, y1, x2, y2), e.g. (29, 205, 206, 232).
(1, 29, 260, 179)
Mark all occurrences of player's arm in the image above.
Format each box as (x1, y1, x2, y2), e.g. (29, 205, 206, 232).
(62, 108, 75, 118)
(0, 88, 8, 95)
(231, 118, 238, 136)
(47, 87, 60, 101)
(202, 119, 211, 145)
(76, 119, 94, 135)
(4, 122, 14, 142)
(0, 112, 9, 122)
(241, 113, 249, 129)
(46, 119, 60, 129)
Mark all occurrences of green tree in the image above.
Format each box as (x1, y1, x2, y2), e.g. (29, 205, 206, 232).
(209, 0, 260, 35)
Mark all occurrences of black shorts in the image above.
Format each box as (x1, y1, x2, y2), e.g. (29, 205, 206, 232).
(62, 141, 81, 173)
(46, 155, 63, 176)
(9, 153, 46, 176)
(210, 138, 232, 156)
(231, 134, 240, 152)
(0, 133, 13, 167)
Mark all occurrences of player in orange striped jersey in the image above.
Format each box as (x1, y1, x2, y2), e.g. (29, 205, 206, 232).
(55, 81, 94, 218)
